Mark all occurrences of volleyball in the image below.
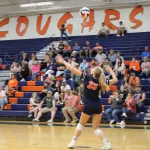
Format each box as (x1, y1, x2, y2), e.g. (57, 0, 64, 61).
(79, 7, 90, 19)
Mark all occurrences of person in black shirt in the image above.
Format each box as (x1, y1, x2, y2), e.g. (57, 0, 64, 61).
(60, 22, 68, 42)
(58, 40, 64, 55)
(56, 55, 118, 150)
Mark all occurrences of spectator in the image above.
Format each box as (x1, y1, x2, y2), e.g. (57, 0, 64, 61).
(60, 79, 71, 102)
(29, 55, 37, 68)
(58, 40, 64, 55)
(108, 50, 117, 67)
(41, 59, 57, 81)
(141, 56, 150, 79)
(21, 53, 29, 65)
(142, 47, 150, 60)
(102, 58, 113, 68)
(20, 63, 30, 81)
(120, 86, 128, 101)
(95, 49, 107, 66)
(62, 91, 81, 123)
(116, 52, 124, 64)
(31, 60, 40, 81)
(113, 58, 125, 79)
(72, 42, 81, 54)
(62, 89, 72, 104)
(6, 74, 18, 95)
(116, 21, 126, 37)
(55, 63, 66, 77)
(0, 58, 2, 67)
(28, 92, 40, 118)
(60, 21, 68, 42)
(92, 42, 103, 56)
(97, 22, 109, 37)
(33, 91, 57, 123)
(129, 73, 140, 91)
(71, 52, 79, 63)
(106, 91, 124, 124)
(79, 58, 89, 72)
(129, 57, 140, 74)
(119, 93, 136, 125)
(77, 79, 84, 103)
(0, 85, 7, 110)
(10, 62, 21, 80)
(80, 41, 91, 57)
(63, 42, 72, 57)
(49, 44, 57, 58)
(134, 85, 146, 113)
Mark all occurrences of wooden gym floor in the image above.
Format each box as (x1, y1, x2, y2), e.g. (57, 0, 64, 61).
(0, 121, 150, 150)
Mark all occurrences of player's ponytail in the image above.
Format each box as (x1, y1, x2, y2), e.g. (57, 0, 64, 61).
(94, 66, 110, 93)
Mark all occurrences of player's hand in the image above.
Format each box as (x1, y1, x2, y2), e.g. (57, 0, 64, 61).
(56, 55, 64, 64)
(104, 65, 113, 73)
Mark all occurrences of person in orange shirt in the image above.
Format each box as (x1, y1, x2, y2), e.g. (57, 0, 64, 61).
(91, 42, 103, 57)
(129, 73, 140, 91)
(6, 74, 18, 95)
(63, 42, 72, 57)
(129, 57, 140, 74)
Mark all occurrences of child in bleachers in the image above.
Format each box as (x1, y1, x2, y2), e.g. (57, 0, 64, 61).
(0, 85, 7, 110)
(28, 92, 40, 118)
(31, 60, 40, 81)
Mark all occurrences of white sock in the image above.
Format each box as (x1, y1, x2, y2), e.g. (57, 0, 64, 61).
(103, 137, 109, 145)
(71, 136, 78, 143)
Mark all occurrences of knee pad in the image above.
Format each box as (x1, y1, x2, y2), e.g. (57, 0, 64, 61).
(93, 128, 103, 137)
(76, 123, 84, 131)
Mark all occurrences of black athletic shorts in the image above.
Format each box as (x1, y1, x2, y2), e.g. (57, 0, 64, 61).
(82, 97, 102, 115)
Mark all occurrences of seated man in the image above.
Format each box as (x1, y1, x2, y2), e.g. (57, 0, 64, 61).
(106, 91, 124, 124)
(95, 49, 107, 66)
(33, 91, 57, 123)
(80, 41, 91, 57)
(6, 74, 18, 95)
(134, 85, 146, 113)
(129, 57, 140, 74)
(97, 22, 109, 37)
(79, 58, 89, 72)
(129, 73, 140, 91)
(58, 40, 64, 55)
(49, 44, 57, 58)
(72, 42, 81, 54)
(116, 21, 126, 37)
(142, 47, 150, 61)
(141, 56, 150, 79)
(91, 42, 103, 57)
(62, 91, 81, 123)
(63, 42, 72, 57)
(108, 50, 117, 67)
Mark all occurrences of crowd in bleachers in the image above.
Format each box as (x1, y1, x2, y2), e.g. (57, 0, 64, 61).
(0, 31, 150, 125)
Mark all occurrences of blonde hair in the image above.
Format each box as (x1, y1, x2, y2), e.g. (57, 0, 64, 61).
(94, 66, 110, 93)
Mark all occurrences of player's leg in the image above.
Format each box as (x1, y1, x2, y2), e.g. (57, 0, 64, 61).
(68, 112, 90, 149)
(92, 113, 112, 150)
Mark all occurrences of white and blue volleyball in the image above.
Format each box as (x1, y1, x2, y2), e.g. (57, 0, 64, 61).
(79, 7, 90, 19)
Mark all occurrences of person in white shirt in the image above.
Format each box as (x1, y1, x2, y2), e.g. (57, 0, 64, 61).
(97, 22, 109, 37)
(0, 85, 7, 110)
(116, 21, 126, 37)
(141, 56, 150, 78)
(60, 78, 71, 102)
(95, 49, 107, 66)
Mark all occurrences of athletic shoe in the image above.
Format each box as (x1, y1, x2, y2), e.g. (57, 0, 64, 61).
(67, 142, 75, 149)
(28, 114, 32, 118)
(120, 121, 126, 125)
(116, 34, 120, 37)
(101, 142, 112, 150)
(122, 113, 127, 118)
(47, 120, 53, 123)
(32, 119, 40, 122)
(109, 119, 115, 124)
(71, 120, 78, 123)
(116, 122, 121, 125)
(64, 120, 71, 123)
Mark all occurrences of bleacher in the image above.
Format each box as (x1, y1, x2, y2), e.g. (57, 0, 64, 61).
(0, 32, 150, 124)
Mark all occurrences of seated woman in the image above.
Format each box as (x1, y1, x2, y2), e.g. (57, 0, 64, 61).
(33, 91, 57, 123)
(28, 92, 40, 118)
(20, 62, 30, 81)
(113, 58, 125, 79)
(0, 85, 7, 110)
(141, 56, 150, 79)
(129, 57, 140, 75)
(10, 62, 21, 80)
(118, 93, 136, 125)
(62, 91, 81, 123)
(106, 91, 124, 124)
(6, 74, 18, 95)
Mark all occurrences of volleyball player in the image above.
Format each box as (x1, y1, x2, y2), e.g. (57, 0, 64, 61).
(56, 55, 118, 150)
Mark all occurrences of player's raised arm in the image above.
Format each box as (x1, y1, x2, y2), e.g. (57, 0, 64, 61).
(104, 65, 118, 85)
(56, 55, 82, 77)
